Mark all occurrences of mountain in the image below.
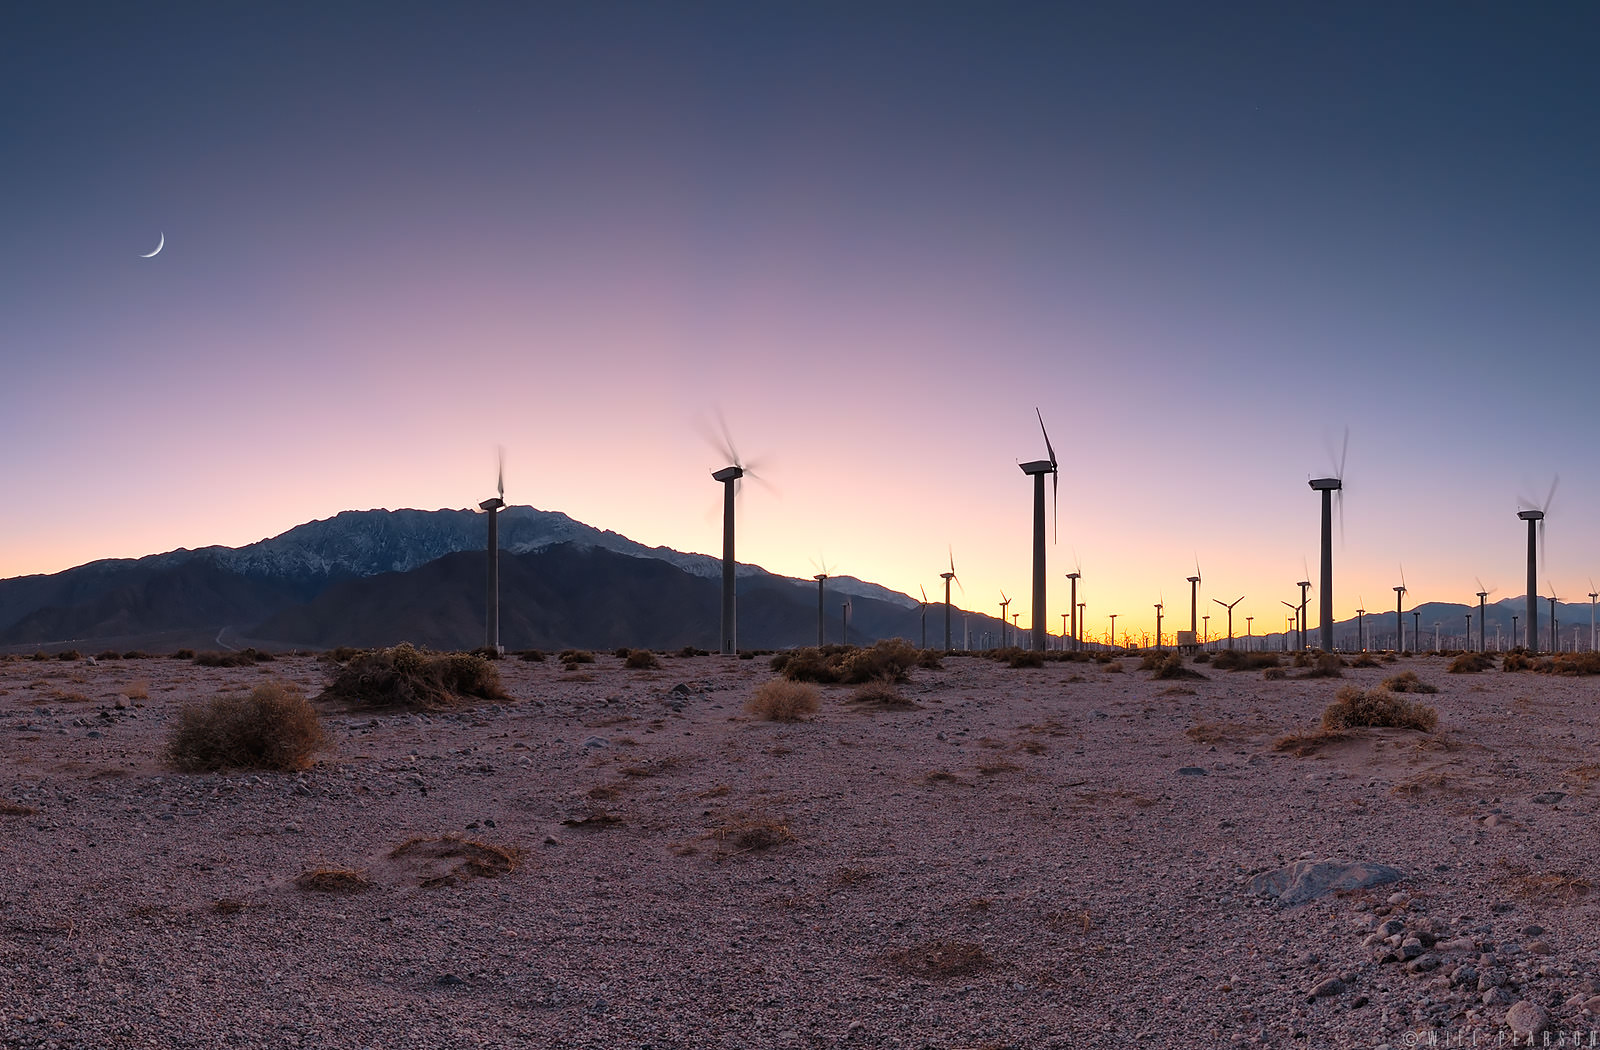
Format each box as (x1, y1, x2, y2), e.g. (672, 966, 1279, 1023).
(0, 506, 945, 653)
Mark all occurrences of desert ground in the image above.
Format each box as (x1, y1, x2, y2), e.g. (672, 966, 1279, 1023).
(3, 647, 1600, 1049)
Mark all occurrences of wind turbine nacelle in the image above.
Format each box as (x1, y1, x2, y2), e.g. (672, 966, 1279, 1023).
(712, 466, 744, 483)
(1019, 459, 1054, 475)
(479, 498, 506, 512)
(1308, 478, 1341, 491)
(1518, 510, 1544, 521)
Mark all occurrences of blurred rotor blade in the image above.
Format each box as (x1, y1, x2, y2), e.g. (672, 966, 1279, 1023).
(1036, 407, 1056, 467)
(1544, 475, 1560, 513)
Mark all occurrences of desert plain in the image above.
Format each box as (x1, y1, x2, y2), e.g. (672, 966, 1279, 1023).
(3, 647, 1600, 1049)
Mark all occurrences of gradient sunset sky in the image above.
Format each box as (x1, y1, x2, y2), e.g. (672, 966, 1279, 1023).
(5, 3, 1598, 643)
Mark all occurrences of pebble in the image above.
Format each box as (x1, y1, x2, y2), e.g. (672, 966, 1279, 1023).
(1527, 939, 1555, 955)
(1308, 977, 1346, 999)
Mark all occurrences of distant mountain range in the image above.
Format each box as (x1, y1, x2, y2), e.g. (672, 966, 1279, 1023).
(0, 506, 1002, 653)
(1, 506, 1590, 653)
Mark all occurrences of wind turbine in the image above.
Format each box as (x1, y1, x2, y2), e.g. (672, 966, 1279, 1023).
(1589, 580, 1597, 653)
(1186, 558, 1202, 640)
(1474, 579, 1496, 653)
(1355, 598, 1366, 652)
(1066, 553, 1082, 652)
(1213, 595, 1244, 650)
(1108, 613, 1118, 650)
(1018, 408, 1059, 653)
(1296, 560, 1312, 651)
(1281, 600, 1297, 652)
(810, 557, 837, 647)
(841, 599, 852, 646)
(707, 417, 764, 656)
(1547, 580, 1559, 653)
(1517, 477, 1557, 653)
(1309, 431, 1346, 652)
(478, 447, 507, 653)
(940, 549, 963, 652)
(1394, 569, 1407, 652)
(999, 592, 1011, 649)
(1154, 597, 1164, 652)
(1246, 615, 1254, 651)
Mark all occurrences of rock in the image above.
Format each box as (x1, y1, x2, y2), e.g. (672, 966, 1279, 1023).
(1527, 939, 1555, 955)
(1176, 767, 1208, 776)
(1530, 791, 1566, 805)
(1451, 965, 1478, 989)
(1521, 925, 1546, 937)
(1247, 859, 1405, 906)
(1401, 938, 1426, 960)
(1505, 1000, 1550, 1040)
(1436, 936, 1476, 953)
(1309, 977, 1347, 999)
(1478, 968, 1507, 992)
(1482, 987, 1512, 1007)
(1405, 953, 1440, 974)
(581, 736, 609, 749)
(436, 974, 465, 986)
(1377, 919, 1406, 938)
(1582, 995, 1600, 1014)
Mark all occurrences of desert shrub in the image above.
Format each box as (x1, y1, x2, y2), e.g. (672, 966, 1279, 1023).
(916, 649, 944, 669)
(778, 648, 840, 683)
(518, 649, 546, 662)
(847, 677, 916, 710)
(678, 646, 709, 658)
(1137, 652, 1164, 672)
(1262, 667, 1287, 680)
(318, 643, 509, 710)
(322, 646, 363, 664)
(624, 649, 660, 670)
(1539, 652, 1600, 676)
(1350, 654, 1381, 668)
(1299, 653, 1345, 679)
(194, 650, 256, 668)
(559, 649, 595, 666)
(1149, 652, 1207, 680)
(467, 646, 503, 661)
(1320, 686, 1438, 732)
(1382, 670, 1439, 693)
(241, 647, 276, 662)
(745, 679, 820, 722)
(57, 650, 81, 661)
(1005, 648, 1045, 669)
(295, 868, 372, 893)
(841, 639, 920, 682)
(171, 649, 196, 660)
(1103, 660, 1124, 673)
(165, 683, 328, 772)
(1212, 650, 1280, 672)
(95, 650, 123, 661)
(122, 650, 150, 660)
(1503, 650, 1538, 672)
(1448, 651, 1494, 673)
(613, 647, 632, 659)
(1290, 651, 1314, 668)
(1193, 652, 1211, 663)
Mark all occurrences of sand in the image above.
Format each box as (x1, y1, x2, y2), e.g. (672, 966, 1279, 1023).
(2, 649, 1599, 1049)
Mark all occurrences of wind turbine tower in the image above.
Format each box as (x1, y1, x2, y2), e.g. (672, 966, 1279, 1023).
(1394, 575, 1407, 652)
(1309, 475, 1342, 651)
(1589, 583, 1597, 652)
(999, 592, 1011, 648)
(813, 570, 830, 647)
(1355, 599, 1365, 651)
(1296, 578, 1311, 651)
(1066, 563, 1081, 651)
(1518, 478, 1556, 652)
(1187, 563, 1201, 636)
(1476, 584, 1490, 653)
(712, 464, 744, 654)
(1154, 599, 1164, 652)
(1019, 409, 1059, 653)
(479, 449, 507, 653)
(940, 550, 961, 652)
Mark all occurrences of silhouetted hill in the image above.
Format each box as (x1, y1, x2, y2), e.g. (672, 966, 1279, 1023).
(251, 544, 985, 651)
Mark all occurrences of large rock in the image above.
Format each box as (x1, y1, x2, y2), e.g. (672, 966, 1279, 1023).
(1506, 1000, 1551, 1040)
(1246, 859, 1404, 905)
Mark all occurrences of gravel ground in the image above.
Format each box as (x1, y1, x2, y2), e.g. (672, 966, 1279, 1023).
(3, 650, 1600, 1049)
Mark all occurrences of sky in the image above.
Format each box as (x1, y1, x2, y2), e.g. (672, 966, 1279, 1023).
(4, 2, 1599, 645)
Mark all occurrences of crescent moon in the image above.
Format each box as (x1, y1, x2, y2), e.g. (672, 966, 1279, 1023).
(140, 233, 164, 258)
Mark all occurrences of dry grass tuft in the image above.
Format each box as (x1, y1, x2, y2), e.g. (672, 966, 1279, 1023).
(1145, 652, 1207, 680)
(389, 834, 523, 881)
(1499, 858, 1591, 905)
(1381, 670, 1439, 694)
(1262, 666, 1287, 680)
(294, 868, 372, 893)
(1321, 686, 1438, 732)
(1448, 651, 1495, 673)
(705, 818, 796, 859)
(847, 678, 917, 710)
(0, 801, 37, 816)
(1272, 729, 1353, 756)
(1186, 722, 1252, 744)
(165, 683, 328, 772)
(123, 679, 150, 701)
(1211, 650, 1282, 672)
(1502, 650, 1538, 672)
(1349, 653, 1382, 668)
(745, 679, 821, 722)
(884, 940, 993, 979)
(194, 650, 258, 668)
(1298, 653, 1346, 679)
(1538, 652, 1600, 676)
(318, 643, 508, 710)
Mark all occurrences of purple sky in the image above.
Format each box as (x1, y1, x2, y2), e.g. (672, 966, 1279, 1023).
(4, 3, 1598, 641)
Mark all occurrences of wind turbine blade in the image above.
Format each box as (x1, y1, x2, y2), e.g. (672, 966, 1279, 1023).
(715, 409, 741, 467)
(496, 445, 505, 500)
(1036, 407, 1057, 467)
(1336, 489, 1345, 546)
(949, 546, 956, 575)
(920, 584, 928, 604)
(1051, 470, 1058, 544)
(1337, 426, 1349, 480)
(1539, 518, 1547, 574)
(1545, 475, 1560, 513)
